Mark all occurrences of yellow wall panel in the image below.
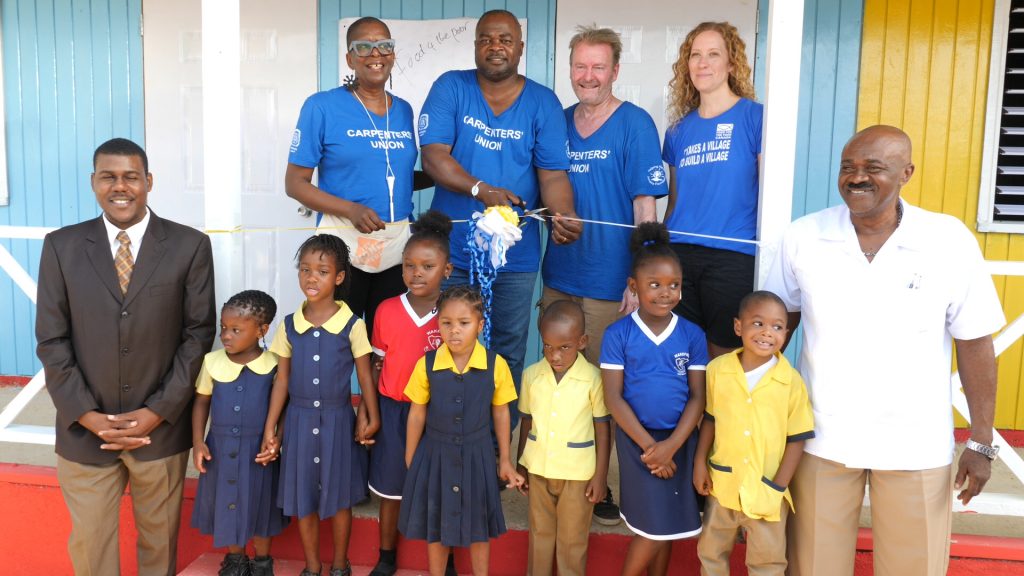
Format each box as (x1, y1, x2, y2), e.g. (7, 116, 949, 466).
(859, 0, 1024, 428)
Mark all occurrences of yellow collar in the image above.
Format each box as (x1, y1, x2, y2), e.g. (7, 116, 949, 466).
(537, 352, 590, 382)
(293, 301, 354, 334)
(206, 349, 278, 383)
(431, 342, 488, 374)
(719, 349, 793, 385)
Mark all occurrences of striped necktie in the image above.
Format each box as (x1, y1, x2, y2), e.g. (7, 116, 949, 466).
(115, 231, 134, 296)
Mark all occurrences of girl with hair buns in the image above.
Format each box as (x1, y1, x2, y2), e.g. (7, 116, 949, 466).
(367, 211, 453, 576)
(662, 21, 762, 361)
(601, 222, 707, 576)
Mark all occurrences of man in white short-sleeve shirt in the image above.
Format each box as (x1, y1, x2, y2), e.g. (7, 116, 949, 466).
(763, 125, 1005, 576)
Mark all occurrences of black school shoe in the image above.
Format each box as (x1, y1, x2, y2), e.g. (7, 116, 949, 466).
(249, 555, 274, 576)
(369, 549, 397, 576)
(218, 553, 251, 576)
(593, 489, 622, 526)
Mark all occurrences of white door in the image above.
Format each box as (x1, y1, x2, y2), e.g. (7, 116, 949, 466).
(142, 0, 318, 321)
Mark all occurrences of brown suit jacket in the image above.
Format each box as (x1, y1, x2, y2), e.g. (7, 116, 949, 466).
(36, 211, 216, 464)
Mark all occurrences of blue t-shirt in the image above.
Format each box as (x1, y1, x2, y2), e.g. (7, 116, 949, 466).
(542, 102, 667, 301)
(289, 87, 418, 223)
(662, 98, 762, 256)
(419, 70, 570, 272)
(600, 312, 709, 430)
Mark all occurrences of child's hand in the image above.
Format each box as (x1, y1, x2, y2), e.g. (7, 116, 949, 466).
(255, 434, 280, 466)
(355, 406, 379, 446)
(515, 464, 530, 495)
(499, 460, 525, 491)
(651, 463, 676, 479)
(640, 440, 678, 473)
(693, 463, 712, 495)
(585, 475, 608, 504)
(193, 442, 211, 473)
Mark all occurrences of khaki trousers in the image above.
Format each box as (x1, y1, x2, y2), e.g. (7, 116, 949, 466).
(540, 286, 623, 367)
(698, 495, 788, 576)
(527, 473, 594, 576)
(786, 453, 952, 576)
(57, 451, 189, 576)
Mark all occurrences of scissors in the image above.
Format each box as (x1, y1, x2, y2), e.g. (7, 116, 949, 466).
(519, 207, 549, 227)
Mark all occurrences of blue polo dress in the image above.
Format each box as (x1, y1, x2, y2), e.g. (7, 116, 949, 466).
(398, 344, 517, 546)
(270, 301, 373, 519)
(600, 311, 708, 540)
(191, 350, 288, 547)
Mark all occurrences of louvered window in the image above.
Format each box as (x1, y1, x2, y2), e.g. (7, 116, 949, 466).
(980, 0, 1024, 231)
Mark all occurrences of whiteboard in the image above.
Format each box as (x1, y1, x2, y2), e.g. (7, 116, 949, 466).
(339, 17, 527, 120)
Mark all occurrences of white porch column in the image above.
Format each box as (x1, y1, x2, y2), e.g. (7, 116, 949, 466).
(755, 0, 805, 287)
(201, 0, 242, 303)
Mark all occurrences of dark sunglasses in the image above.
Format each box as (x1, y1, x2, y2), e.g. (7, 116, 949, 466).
(348, 39, 396, 57)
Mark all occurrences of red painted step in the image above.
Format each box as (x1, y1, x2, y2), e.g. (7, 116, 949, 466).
(2, 463, 1024, 575)
(179, 553, 428, 575)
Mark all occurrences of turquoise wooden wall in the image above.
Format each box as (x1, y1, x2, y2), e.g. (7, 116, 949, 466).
(0, 0, 145, 377)
(755, 0, 864, 218)
(755, 0, 864, 361)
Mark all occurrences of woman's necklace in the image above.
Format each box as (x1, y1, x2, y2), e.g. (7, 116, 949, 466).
(352, 89, 396, 222)
(862, 201, 904, 259)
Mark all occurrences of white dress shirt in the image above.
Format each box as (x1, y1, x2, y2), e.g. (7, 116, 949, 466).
(101, 208, 150, 262)
(763, 200, 1005, 470)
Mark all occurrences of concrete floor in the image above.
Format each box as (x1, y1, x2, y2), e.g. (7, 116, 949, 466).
(2, 384, 1022, 539)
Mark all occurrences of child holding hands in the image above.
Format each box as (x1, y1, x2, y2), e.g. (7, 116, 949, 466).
(191, 290, 288, 576)
(516, 300, 611, 576)
(693, 291, 814, 575)
(265, 235, 380, 576)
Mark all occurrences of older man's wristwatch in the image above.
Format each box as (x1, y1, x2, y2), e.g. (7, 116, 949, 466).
(965, 439, 999, 460)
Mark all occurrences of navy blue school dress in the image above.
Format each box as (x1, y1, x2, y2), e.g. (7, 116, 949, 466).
(191, 350, 288, 548)
(269, 301, 372, 519)
(398, 342, 518, 547)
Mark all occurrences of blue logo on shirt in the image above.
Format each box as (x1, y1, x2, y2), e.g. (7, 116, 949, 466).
(290, 129, 301, 153)
(648, 165, 666, 185)
(418, 113, 429, 138)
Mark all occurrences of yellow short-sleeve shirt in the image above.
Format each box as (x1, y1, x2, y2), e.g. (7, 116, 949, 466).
(269, 300, 371, 359)
(194, 349, 278, 395)
(517, 353, 609, 481)
(704, 350, 815, 521)
(404, 342, 517, 406)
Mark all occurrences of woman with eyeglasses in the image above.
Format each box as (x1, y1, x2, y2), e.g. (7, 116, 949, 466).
(286, 17, 417, 357)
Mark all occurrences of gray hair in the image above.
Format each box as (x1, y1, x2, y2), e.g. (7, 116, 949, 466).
(569, 25, 622, 65)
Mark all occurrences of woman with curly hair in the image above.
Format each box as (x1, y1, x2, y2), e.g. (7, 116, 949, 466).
(662, 21, 761, 361)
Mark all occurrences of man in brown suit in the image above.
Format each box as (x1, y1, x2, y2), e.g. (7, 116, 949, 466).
(36, 138, 216, 575)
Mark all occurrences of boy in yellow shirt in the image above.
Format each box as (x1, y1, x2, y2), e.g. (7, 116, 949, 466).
(693, 291, 814, 575)
(516, 300, 611, 576)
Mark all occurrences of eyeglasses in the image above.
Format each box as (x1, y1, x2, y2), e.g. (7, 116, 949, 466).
(348, 39, 396, 57)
